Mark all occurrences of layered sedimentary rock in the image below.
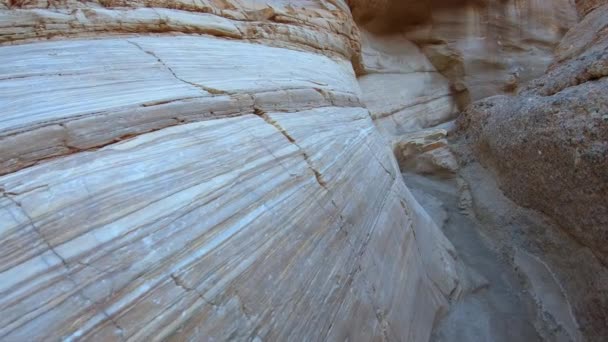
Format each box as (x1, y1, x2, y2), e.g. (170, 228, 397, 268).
(0, 1, 461, 341)
(458, 1, 608, 338)
(354, 27, 461, 178)
(349, 0, 577, 101)
(358, 31, 458, 136)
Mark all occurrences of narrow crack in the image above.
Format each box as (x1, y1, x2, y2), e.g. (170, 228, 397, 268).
(126, 40, 227, 95)
(2, 191, 70, 269)
(253, 107, 328, 189)
(1, 190, 125, 340)
(364, 139, 395, 181)
(170, 273, 219, 309)
(2, 184, 50, 197)
(240, 115, 356, 268)
(1, 85, 360, 178)
(247, 106, 361, 307)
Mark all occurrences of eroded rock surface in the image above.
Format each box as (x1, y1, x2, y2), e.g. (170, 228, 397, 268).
(459, 2, 608, 266)
(349, 0, 577, 100)
(458, 2, 608, 339)
(0, 1, 461, 341)
(354, 28, 461, 179)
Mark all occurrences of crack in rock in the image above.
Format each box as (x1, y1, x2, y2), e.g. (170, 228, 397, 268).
(253, 107, 328, 189)
(126, 40, 227, 95)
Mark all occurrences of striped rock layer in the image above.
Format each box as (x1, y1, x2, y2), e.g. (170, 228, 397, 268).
(0, 1, 460, 341)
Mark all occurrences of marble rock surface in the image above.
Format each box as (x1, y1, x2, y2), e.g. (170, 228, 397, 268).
(0, 1, 461, 341)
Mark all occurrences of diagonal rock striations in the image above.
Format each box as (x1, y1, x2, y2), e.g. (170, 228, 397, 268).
(0, 1, 461, 341)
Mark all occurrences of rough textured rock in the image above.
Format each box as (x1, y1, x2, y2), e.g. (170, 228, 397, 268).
(458, 3, 608, 339)
(0, 1, 461, 341)
(459, 3, 608, 265)
(575, 0, 608, 16)
(347, 0, 607, 341)
(347, 0, 582, 204)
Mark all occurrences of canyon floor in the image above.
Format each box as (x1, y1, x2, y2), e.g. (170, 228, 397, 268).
(403, 144, 589, 342)
(405, 171, 543, 342)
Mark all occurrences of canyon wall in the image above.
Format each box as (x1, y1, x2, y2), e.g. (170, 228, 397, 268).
(347, 0, 579, 182)
(1, 0, 604, 340)
(349, 0, 577, 101)
(458, 0, 608, 338)
(350, 1, 608, 340)
(357, 29, 461, 177)
(0, 1, 462, 341)
(461, 0, 608, 273)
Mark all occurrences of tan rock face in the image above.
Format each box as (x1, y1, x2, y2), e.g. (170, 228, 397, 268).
(0, 1, 461, 341)
(354, 28, 461, 179)
(394, 128, 459, 177)
(347, 1, 580, 200)
(347, 2, 607, 340)
(348, 0, 577, 100)
(458, 3, 608, 339)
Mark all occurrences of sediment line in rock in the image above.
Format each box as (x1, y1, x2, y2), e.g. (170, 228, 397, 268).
(0, 6, 359, 62)
(0, 1, 465, 341)
(0, 35, 362, 175)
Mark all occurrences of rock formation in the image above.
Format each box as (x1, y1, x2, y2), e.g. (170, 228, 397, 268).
(349, 0, 580, 184)
(350, 0, 608, 340)
(350, 0, 578, 100)
(459, 0, 608, 270)
(0, 1, 462, 341)
(355, 28, 462, 178)
(458, 0, 608, 338)
(1, 0, 606, 340)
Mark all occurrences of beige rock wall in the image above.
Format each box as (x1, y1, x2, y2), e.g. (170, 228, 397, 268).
(348, 0, 577, 101)
(356, 29, 460, 177)
(0, 1, 461, 340)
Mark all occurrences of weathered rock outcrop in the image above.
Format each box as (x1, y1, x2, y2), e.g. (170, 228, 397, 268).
(458, 1, 608, 338)
(0, 1, 461, 341)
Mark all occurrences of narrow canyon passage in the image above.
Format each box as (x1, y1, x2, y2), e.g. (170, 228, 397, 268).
(395, 131, 608, 342)
(1, 0, 606, 340)
(403, 171, 543, 342)
(354, 0, 608, 339)
(402, 167, 579, 342)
